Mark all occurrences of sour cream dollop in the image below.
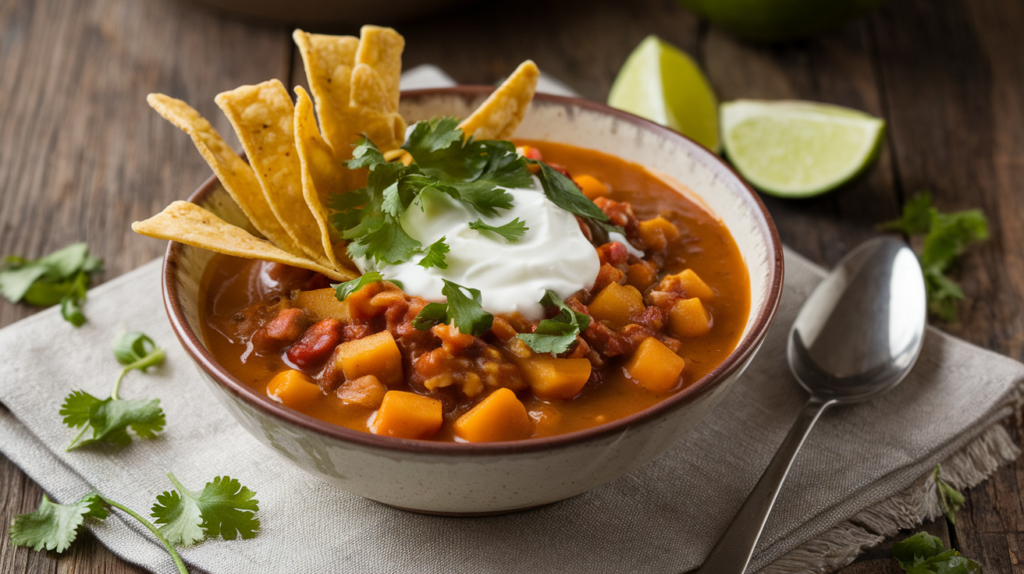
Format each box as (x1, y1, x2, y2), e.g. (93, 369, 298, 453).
(355, 182, 600, 321)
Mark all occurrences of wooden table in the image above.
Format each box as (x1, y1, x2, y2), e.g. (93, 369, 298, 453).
(1, 0, 1021, 571)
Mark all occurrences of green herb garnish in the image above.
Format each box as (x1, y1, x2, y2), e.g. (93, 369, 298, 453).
(331, 271, 402, 302)
(419, 237, 450, 269)
(933, 464, 965, 525)
(892, 532, 980, 573)
(468, 218, 529, 243)
(60, 331, 166, 451)
(0, 243, 104, 326)
(880, 193, 989, 321)
(517, 290, 591, 354)
(10, 474, 259, 574)
(412, 279, 494, 336)
(530, 161, 623, 234)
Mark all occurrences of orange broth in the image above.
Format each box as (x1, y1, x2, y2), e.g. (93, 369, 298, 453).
(200, 141, 750, 441)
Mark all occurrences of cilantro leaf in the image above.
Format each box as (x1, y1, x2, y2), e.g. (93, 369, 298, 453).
(346, 136, 387, 169)
(9, 493, 108, 553)
(112, 331, 165, 371)
(469, 218, 529, 243)
(532, 161, 615, 227)
(892, 532, 980, 573)
(62, 395, 165, 451)
(880, 193, 989, 321)
(347, 216, 421, 265)
(332, 272, 402, 301)
(419, 237, 450, 269)
(517, 290, 591, 354)
(934, 464, 965, 525)
(0, 243, 103, 326)
(411, 279, 494, 336)
(152, 473, 260, 546)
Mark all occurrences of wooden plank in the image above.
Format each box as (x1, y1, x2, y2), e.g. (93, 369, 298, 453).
(0, 0, 292, 572)
(702, 17, 900, 268)
(871, 0, 1024, 571)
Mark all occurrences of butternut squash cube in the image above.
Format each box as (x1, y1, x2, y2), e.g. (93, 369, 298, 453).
(518, 356, 592, 399)
(267, 369, 322, 409)
(371, 391, 443, 439)
(572, 174, 610, 200)
(291, 288, 351, 322)
(669, 297, 712, 338)
(637, 216, 680, 251)
(335, 330, 403, 386)
(589, 282, 645, 330)
(626, 262, 657, 291)
(454, 388, 533, 442)
(658, 269, 714, 301)
(336, 374, 387, 409)
(623, 337, 686, 394)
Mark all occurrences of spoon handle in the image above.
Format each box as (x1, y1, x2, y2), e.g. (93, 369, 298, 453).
(694, 396, 836, 574)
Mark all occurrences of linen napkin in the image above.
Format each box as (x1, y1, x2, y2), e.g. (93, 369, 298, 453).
(1, 68, 1022, 574)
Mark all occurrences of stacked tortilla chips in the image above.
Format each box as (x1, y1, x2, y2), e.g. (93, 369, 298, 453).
(133, 26, 540, 282)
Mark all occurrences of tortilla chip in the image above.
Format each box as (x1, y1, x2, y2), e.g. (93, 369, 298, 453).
(351, 26, 403, 114)
(132, 201, 355, 281)
(294, 86, 347, 269)
(292, 29, 360, 160)
(459, 60, 539, 141)
(215, 80, 333, 268)
(145, 94, 305, 258)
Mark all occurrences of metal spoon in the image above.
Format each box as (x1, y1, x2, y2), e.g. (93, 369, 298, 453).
(695, 237, 927, 574)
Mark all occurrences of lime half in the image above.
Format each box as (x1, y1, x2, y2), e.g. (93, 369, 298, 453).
(609, 36, 720, 153)
(721, 100, 885, 197)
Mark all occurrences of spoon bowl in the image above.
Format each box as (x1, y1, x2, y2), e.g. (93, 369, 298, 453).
(696, 236, 927, 573)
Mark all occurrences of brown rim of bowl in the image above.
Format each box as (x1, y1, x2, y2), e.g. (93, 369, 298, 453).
(162, 86, 784, 457)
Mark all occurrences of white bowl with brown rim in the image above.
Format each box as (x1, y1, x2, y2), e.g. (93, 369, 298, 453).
(163, 87, 784, 515)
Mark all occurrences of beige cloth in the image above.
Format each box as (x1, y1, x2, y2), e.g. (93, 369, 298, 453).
(1, 70, 1022, 573)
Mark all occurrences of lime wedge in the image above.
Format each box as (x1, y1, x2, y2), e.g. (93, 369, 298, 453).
(608, 36, 720, 153)
(721, 100, 885, 197)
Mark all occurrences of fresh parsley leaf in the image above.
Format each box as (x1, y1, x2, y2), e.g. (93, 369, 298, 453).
(411, 302, 449, 331)
(60, 392, 165, 451)
(9, 493, 107, 553)
(0, 243, 103, 326)
(934, 464, 965, 525)
(151, 474, 260, 545)
(517, 290, 591, 354)
(469, 218, 529, 243)
(879, 193, 989, 321)
(892, 532, 980, 574)
(419, 237, 450, 269)
(411, 279, 494, 336)
(401, 118, 530, 217)
(332, 272, 402, 301)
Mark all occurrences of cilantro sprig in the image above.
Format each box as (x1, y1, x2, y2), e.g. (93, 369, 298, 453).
(469, 218, 528, 243)
(892, 532, 979, 574)
(412, 279, 494, 336)
(880, 193, 989, 321)
(889, 465, 978, 573)
(0, 242, 104, 326)
(419, 238, 450, 269)
(10, 474, 259, 574)
(61, 330, 166, 451)
(530, 160, 623, 234)
(331, 271, 402, 302)
(517, 290, 591, 354)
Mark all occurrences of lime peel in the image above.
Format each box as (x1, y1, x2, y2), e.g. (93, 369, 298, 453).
(721, 99, 885, 198)
(608, 36, 720, 153)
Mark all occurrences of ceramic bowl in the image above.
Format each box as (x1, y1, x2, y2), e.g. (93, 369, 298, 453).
(163, 87, 784, 515)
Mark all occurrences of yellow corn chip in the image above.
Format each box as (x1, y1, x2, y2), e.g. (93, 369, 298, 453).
(292, 29, 360, 160)
(459, 60, 540, 141)
(294, 86, 346, 269)
(132, 201, 355, 281)
(215, 80, 332, 268)
(145, 94, 305, 258)
(351, 26, 404, 114)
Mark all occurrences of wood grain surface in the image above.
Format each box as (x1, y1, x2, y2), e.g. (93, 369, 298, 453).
(1, 0, 1021, 572)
